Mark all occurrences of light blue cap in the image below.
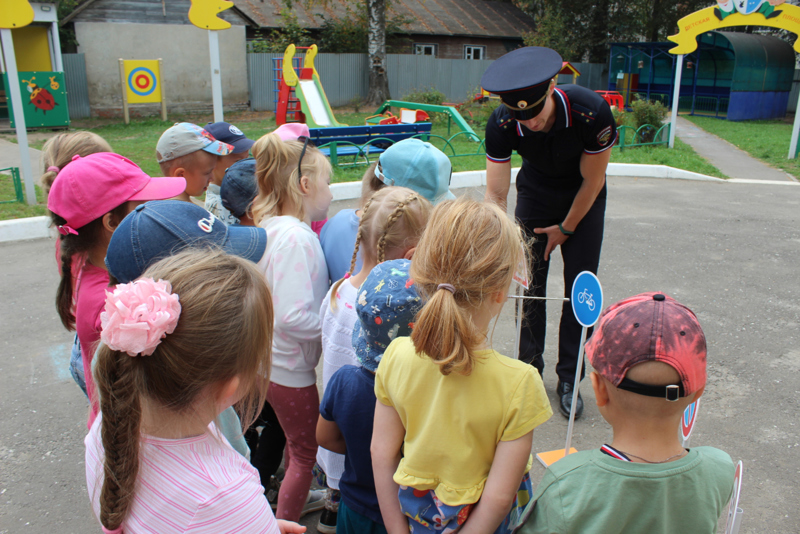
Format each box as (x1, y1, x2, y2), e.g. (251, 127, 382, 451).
(375, 138, 455, 205)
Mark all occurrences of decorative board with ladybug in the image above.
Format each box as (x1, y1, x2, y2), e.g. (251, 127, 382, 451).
(3, 71, 70, 128)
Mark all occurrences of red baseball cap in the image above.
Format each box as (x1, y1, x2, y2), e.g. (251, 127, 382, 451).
(585, 292, 707, 401)
(47, 152, 186, 235)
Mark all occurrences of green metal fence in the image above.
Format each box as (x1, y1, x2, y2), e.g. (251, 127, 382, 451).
(615, 123, 671, 150)
(0, 167, 24, 204)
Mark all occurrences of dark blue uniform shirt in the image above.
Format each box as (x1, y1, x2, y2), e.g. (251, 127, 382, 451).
(485, 85, 616, 220)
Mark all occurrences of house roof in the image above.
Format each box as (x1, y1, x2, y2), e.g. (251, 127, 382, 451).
(234, 0, 535, 39)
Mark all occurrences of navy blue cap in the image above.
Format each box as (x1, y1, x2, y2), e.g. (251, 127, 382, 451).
(204, 122, 255, 154)
(106, 200, 267, 283)
(481, 47, 563, 120)
(221, 158, 258, 219)
(352, 259, 423, 372)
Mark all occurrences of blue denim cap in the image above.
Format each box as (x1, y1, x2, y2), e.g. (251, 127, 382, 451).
(156, 122, 234, 163)
(352, 259, 423, 372)
(205, 122, 255, 155)
(375, 138, 455, 205)
(220, 158, 258, 219)
(106, 200, 267, 283)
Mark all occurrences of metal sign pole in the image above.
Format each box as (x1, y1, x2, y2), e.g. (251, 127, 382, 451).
(668, 54, 684, 149)
(564, 327, 588, 456)
(208, 30, 224, 122)
(0, 29, 36, 205)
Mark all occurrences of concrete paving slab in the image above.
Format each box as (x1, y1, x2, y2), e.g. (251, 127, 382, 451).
(1, 177, 799, 533)
(675, 116, 796, 182)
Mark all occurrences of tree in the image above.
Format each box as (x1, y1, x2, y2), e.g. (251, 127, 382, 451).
(365, 0, 390, 104)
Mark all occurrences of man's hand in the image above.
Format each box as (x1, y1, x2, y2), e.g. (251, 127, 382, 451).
(533, 225, 569, 261)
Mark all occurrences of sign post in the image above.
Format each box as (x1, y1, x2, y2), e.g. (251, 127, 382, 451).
(536, 271, 602, 468)
(1, 31, 36, 206)
(187, 0, 233, 123)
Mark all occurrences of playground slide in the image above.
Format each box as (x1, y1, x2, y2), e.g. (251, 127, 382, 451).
(296, 79, 335, 127)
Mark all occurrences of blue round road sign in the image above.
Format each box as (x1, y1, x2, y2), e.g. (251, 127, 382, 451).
(571, 271, 603, 327)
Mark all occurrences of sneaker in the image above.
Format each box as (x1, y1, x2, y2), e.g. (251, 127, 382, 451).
(317, 508, 337, 534)
(265, 475, 280, 510)
(300, 489, 326, 518)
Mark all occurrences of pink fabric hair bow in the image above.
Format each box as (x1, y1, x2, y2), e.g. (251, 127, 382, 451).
(100, 278, 181, 356)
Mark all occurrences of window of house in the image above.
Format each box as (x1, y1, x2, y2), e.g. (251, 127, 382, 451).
(414, 43, 438, 57)
(464, 45, 486, 60)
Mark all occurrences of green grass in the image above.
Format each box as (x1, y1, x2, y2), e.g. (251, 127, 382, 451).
(610, 138, 726, 178)
(0, 174, 47, 220)
(683, 115, 800, 179)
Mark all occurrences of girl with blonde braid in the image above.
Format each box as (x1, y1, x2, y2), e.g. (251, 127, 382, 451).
(315, 187, 431, 528)
(86, 249, 305, 534)
(372, 198, 553, 534)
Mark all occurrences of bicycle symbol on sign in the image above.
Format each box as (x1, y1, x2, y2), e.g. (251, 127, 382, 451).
(577, 289, 595, 311)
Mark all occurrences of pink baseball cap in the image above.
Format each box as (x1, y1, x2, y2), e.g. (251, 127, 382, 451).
(273, 123, 310, 142)
(47, 152, 187, 235)
(585, 292, 707, 401)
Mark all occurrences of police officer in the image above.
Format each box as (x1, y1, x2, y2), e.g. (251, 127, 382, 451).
(481, 47, 616, 419)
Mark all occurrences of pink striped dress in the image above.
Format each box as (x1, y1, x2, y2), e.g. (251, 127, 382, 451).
(85, 417, 279, 533)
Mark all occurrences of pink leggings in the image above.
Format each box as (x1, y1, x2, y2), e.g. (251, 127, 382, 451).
(267, 382, 320, 522)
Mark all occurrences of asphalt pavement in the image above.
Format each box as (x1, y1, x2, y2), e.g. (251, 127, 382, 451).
(1, 176, 799, 533)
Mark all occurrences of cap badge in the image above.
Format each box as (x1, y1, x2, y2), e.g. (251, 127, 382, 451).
(197, 212, 217, 233)
(229, 125, 243, 136)
(517, 100, 528, 109)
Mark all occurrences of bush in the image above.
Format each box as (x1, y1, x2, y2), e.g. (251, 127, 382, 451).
(629, 99, 669, 143)
(402, 88, 446, 106)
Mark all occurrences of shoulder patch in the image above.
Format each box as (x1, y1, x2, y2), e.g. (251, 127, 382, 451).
(571, 103, 596, 125)
(597, 125, 612, 146)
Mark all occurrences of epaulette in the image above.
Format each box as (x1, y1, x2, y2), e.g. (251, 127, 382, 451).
(571, 102, 597, 125)
(496, 107, 515, 130)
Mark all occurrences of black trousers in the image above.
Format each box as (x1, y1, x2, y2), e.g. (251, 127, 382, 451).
(244, 400, 286, 490)
(517, 197, 605, 384)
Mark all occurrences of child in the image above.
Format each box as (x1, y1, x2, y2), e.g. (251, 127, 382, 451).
(104, 199, 269, 460)
(40, 131, 112, 196)
(40, 131, 113, 395)
(204, 121, 254, 224)
(86, 249, 305, 534)
(221, 157, 258, 226)
(156, 122, 233, 204)
(519, 292, 735, 534)
(372, 198, 552, 534)
(316, 188, 432, 532)
(317, 258, 423, 534)
(320, 138, 453, 282)
(47, 153, 185, 428)
(251, 132, 332, 522)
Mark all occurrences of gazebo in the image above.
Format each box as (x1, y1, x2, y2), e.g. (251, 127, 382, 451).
(609, 32, 794, 121)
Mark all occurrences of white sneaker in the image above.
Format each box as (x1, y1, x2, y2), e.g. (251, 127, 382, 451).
(300, 489, 326, 518)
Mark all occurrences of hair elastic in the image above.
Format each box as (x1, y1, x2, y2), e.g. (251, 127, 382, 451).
(437, 283, 455, 294)
(47, 166, 60, 174)
(102, 526, 123, 534)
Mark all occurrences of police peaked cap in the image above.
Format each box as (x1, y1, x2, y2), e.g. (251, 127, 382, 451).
(481, 47, 563, 120)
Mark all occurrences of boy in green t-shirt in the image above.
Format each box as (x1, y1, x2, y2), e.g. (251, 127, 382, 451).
(519, 292, 734, 534)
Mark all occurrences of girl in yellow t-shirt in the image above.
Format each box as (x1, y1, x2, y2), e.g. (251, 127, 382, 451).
(372, 198, 553, 534)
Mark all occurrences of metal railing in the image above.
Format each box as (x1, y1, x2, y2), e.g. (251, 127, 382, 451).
(615, 123, 671, 150)
(0, 167, 24, 204)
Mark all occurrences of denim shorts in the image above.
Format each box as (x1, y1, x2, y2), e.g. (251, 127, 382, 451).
(69, 334, 88, 399)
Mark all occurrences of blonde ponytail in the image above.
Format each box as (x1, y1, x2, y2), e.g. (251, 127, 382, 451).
(410, 198, 529, 375)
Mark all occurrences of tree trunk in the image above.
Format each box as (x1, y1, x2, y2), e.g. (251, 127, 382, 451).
(365, 0, 390, 105)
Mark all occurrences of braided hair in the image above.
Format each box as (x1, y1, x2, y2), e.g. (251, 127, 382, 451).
(329, 187, 432, 310)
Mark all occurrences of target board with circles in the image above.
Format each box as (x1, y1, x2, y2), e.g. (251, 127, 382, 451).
(123, 60, 163, 104)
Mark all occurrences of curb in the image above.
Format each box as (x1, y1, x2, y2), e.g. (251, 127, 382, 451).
(0, 164, 737, 244)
